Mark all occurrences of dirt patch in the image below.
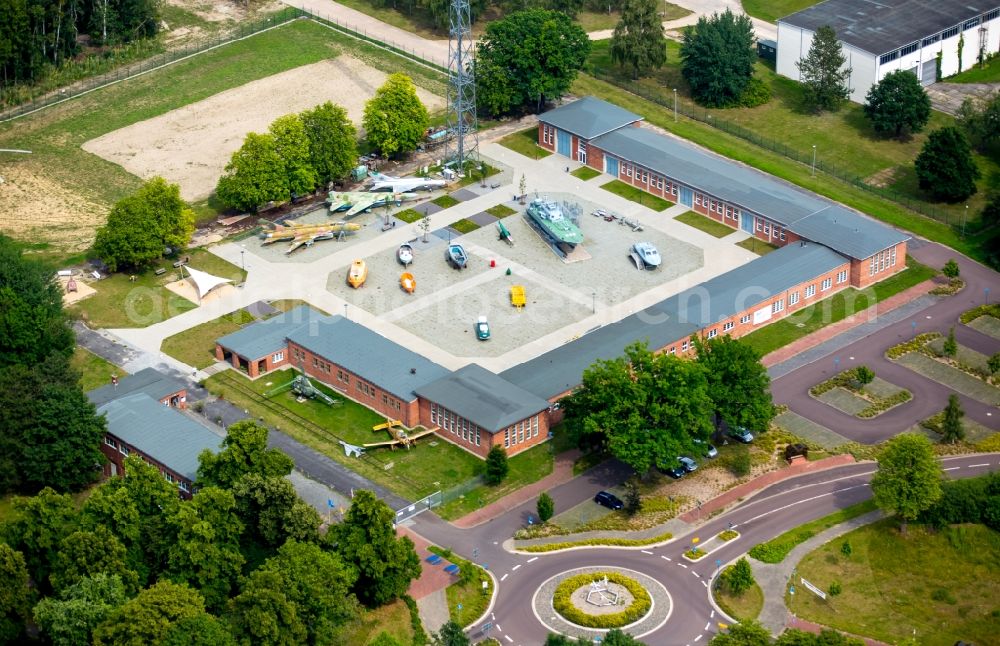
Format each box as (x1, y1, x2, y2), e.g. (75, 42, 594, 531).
(82, 57, 445, 201)
(864, 167, 898, 188)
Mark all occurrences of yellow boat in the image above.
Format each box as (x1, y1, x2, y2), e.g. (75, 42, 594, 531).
(347, 259, 367, 288)
(510, 285, 526, 309)
(400, 272, 416, 294)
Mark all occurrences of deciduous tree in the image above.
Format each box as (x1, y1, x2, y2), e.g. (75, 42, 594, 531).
(300, 102, 358, 186)
(216, 132, 290, 212)
(863, 71, 932, 139)
(871, 433, 942, 532)
(854, 365, 875, 386)
(537, 492, 554, 522)
(723, 557, 755, 595)
(708, 619, 771, 645)
(941, 394, 965, 444)
(610, 0, 666, 79)
(92, 580, 206, 646)
(914, 126, 980, 202)
(160, 613, 237, 646)
(363, 73, 429, 158)
(0, 543, 31, 643)
(432, 620, 470, 646)
(230, 474, 321, 548)
(796, 25, 851, 111)
(988, 351, 1000, 375)
(225, 570, 308, 646)
(1, 487, 78, 587)
(957, 92, 1000, 150)
(197, 420, 293, 490)
(942, 259, 960, 279)
(693, 336, 773, 434)
(943, 326, 958, 357)
(485, 445, 509, 485)
(33, 574, 128, 646)
(50, 527, 138, 595)
(680, 10, 756, 108)
(269, 114, 317, 197)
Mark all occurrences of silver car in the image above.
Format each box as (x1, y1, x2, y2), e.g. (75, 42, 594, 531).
(678, 456, 698, 472)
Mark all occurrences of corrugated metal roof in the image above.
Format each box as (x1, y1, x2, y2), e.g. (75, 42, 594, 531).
(780, 0, 995, 55)
(216, 305, 325, 360)
(538, 96, 643, 140)
(87, 367, 185, 406)
(414, 364, 551, 432)
(501, 243, 848, 400)
(287, 316, 450, 402)
(98, 393, 222, 480)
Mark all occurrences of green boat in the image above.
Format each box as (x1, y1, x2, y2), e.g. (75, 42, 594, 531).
(526, 198, 583, 247)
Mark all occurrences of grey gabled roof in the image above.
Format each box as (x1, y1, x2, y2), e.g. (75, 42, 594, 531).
(414, 364, 551, 433)
(780, 0, 996, 56)
(287, 315, 450, 402)
(87, 367, 185, 406)
(216, 305, 325, 360)
(98, 393, 222, 481)
(501, 243, 848, 400)
(590, 115, 907, 259)
(538, 96, 643, 140)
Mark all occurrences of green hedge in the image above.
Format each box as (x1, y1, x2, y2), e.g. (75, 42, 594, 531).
(857, 389, 912, 418)
(960, 303, 1000, 324)
(553, 572, 652, 628)
(519, 532, 673, 553)
(885, 332, 942, 360)
(719, 530, 739, 541)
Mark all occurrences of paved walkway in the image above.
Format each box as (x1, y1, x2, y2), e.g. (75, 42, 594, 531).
(398, 526, 456, 636)
(925, 81, 1000, 116)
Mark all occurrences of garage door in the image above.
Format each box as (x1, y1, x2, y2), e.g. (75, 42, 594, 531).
(920, 59, 937, 85)
(605, 156, 619, 176)
(556, 130, 571, 156)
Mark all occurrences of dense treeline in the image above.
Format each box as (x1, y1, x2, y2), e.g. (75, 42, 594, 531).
(369, 0, 618, 30)
(0, 0, 159, 85)
(917, 472, 1000, 530)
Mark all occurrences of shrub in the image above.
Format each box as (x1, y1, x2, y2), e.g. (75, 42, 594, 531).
(931, 588, 957, 604)
(840, 541, 852, 557)
(484, 445, 509, 485)
(624, 482, 641, 516)
(552, 572, 652, 628)
(685, 548, 706, 560)
(518, 532, 673, 553)
(537, 493, 554, 523)
(718, 529, 739, 541)
(942, 259, 961, 279)
(738, 77, 771, 107)
(886, 333, 942, 359)
(828, 581, 842, 596)
(730, 445, 751, 477)
(959, 303, 1000, 324)
(402, 595, 428, 646)
(856, 389, 912, 418)
(943, 326, 958, 357)
(723, 557, 755, 594)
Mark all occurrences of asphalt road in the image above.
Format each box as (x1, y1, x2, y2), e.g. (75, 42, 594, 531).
(412, 454, 1000, 645)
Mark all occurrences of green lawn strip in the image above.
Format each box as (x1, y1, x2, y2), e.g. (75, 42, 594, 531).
(735, 238, 779, 255)
(967, 314, 1000, 341)
(788, 520, 1000, 645)
(918, 409, 998, 443)
(161, 309, 253, 369)
(771, 411, 851, 451)
(432, 194, 460, 208)
(674, 210, 735, 238)
(740, 0, 820, 22)
(864, 376, 906, 399)
(571, 73, 987, 262)
(926, 338, 994, 375)
(518, 531, 674, 553)
(497, 127, 552, 159)
(450, 219, 480, 234)
(332, 598, 414, 645)
(815, 388, 870, 416)
(427, 547, 493, 627)
(71, 346, 124, 392)
(434, 443, 554, 520)
(895, 353, 1000, 405)
(574, 494, 687, 532)
(455, 162, 501, 188)
(395, 209, 426, 224)
(742, 258, 936, 356)
(600, 179, 672, 211)
(714, 582, 764, 621)
(747, 499, 878, 563)
(945, 56, 1000, 83)
(486, 204, 517, 218)
(571, 166, 601, 181)
(204, 371, 483, 499)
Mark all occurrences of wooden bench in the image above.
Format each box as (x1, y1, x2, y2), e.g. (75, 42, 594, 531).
(154, 268, 167, 276)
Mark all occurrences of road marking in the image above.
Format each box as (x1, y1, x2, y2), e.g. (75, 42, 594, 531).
(504, 635, 513, 643)
(705, 622, 711, 630)
(527, 557, 538, 563)
(742, 484, 869, 525)
(969, 463, 989, 468)
(678, 563, 688, 569)
(701, 580, 708, 588)
(662, 556, 672, 561)
(710, 610, 715, 618)
(492, 613, 495, 620)
(693, 571, 700, 577)
(695, 634, 703, 642)
(500, 574, 508, 582)
(942, 467, 961, 471)
(641, 550, 653, 554)
(512, 564, 521, 571)
(496, 624, 501, 631)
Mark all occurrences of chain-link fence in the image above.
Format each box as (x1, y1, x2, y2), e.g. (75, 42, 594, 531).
(440, 474, 486, 506)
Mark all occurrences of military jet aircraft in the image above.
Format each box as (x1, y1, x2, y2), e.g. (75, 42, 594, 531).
(260, 221, 362, 254)
(326, 191, 422, 217)
(367, 173, 447, 193)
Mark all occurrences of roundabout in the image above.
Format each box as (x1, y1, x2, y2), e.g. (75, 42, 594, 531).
(532, 566, 672, 639)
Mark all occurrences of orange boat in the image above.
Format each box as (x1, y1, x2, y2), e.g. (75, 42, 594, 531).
(347, 259, 367, 288)
(400, 271, 416, 294)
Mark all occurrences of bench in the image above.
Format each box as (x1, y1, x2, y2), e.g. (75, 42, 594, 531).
(425, 554, 443, 565)
(443, 564, 460, 576)
(154, 268, 167, 276)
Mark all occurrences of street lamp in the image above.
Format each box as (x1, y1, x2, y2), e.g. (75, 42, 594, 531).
(673, 88, 677, 123)
(343, 303, 348, 318)
(592, 291, 596, 313)
(811, 145, 817, 177)
(963, 204, 968, 237)
(240, 249, 245, 271)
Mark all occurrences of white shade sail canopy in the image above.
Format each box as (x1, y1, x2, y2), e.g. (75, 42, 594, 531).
(183, 265, 232, 300)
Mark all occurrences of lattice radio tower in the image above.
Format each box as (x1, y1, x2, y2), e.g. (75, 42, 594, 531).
(445, 0, 478, 171)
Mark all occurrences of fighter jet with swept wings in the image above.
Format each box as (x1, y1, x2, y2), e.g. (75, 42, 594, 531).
(326, 191, 423, 216)
(367, 173, 447, 193)
(260, 221, 362, 254)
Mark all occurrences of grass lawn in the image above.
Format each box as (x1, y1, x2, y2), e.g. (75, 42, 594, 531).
(741, 0, 820, 22)
(736, 238, 779, 255)
(428, 547, 494, 627)
(71, 346, 124, 392)
(451, 219, 480, 234)
(772, 411, 850, 450)
(432, 194, 460, 208)
(395, 209, 426, 224)
(967, 313, 1000, 340)
(69, 248, 245, 328)
(675, 210, 734, 237)
(748, 499, 878, 563)
(741, 257, 937, 357)
(435, 442, 554, 520)
(945, 56, 1000, 83)
(498, 127, 552, 160)
(333, 598, 414, 645)
(161, 308, 254, 369)
(896, 353, 1000, 405)
(571, 166, 602, 181)
(205, 371, 485, 500)
(789, 520, 1000, 645)
(714, 582, 764, 621)
(600, 179, 673, 211)
(486, 204, 517, 218)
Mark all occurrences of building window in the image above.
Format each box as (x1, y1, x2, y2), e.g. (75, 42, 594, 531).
(475, 427, 481, 446)
(707, 329, 718, 339)
(942, 25, 960, 38)
(964, 17, 981, 29)
(179, 481, 190, 493)
(681, 340, 689, 352)
(821, 278, 832, 291)
(740, 314, 751, 324)
(789, 291, 800, 306)
(695, 194, 702, 206)
(120, 445, 130, 456)
(272, 351, 284, 362)
(533, 415, 539, 437)
(772, 299, 784, 313)
(164, 472, 174, 483)
(899, 41, 919, 56)
(671, 184, 678, 196)
(756, 220, 763, 232)
(669, 346, 676, 354)
(987, 8, 1000, 21)
(923, 34, 941, 46)
(624, 164, 632, 177)
(779, 228, 786, 241)
(504, 428, 510, 448)
(837, 270, 848, 284)
(723, 321, 734, 332)
(104, 437, 117, 448)
(805, 284, 816, 298)
(879, 50, 899, 64)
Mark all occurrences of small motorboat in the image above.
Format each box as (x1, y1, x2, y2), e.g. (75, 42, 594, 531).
(631, 242, 661, 269)
(397, 243, 414, 266)
(347, 259, 367, 288)
(445, 243, 468, 269)
(400, 272, 416, 294)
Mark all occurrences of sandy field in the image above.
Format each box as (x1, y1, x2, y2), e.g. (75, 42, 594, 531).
(164, 277, 236, 304)
(82, 57, 445, 200)
(58, 275, 97, 305)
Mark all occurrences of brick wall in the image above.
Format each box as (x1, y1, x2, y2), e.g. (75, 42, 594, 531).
(418, 397, 549, 459)
(586, 144, 604, 173)
(214, 343, 291, 379)
(100, 436, 194, 499)
(852, 241, 908, 289)
(537, 123, 556, 153)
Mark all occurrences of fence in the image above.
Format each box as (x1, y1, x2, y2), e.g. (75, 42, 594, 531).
(588, 67, 982, 234)
(395, 490, 443, 523)
(0, 6, 446, 123)
(440, 474, 486, 506)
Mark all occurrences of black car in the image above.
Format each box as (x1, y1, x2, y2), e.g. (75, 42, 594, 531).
(729, 427, 755, 443)
(659, 465, 686, 479)
(594, 491, 624, 510)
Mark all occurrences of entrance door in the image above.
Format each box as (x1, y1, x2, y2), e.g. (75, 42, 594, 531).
(556, 130, 571, 156)
(605, 156, 619, 177)
(741, 212, 755, 233)
(577, 139, 587, 164)
(679, 186, 693, 207)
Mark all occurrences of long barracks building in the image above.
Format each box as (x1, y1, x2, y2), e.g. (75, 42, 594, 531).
(215, 97, 909, 459)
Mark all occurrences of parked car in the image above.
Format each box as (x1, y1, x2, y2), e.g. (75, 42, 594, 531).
(594, 491, 624, 510)
(729, 427, 754, 443)
(474, 316, 491, 341)
(694, 439, 718, 458)
(678, 456, 698, 472)
(659, 465, 686, 479)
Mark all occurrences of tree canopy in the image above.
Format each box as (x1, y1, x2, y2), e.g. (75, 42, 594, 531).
(871, 433, 942, 531)
(940, 394, 965, 444)
(362, 73, 430, 158)
(50, 527, 138, 595)
(475, 9, 591, 117)
(796, 25, 851, 112)
(197, 420, 294, 490)
(0, 543, 31, 643)
(610, 0, 667, 79)
(33, 574, 128, 646)
(680, 9, 756, 108)
(957, 92, 1000, 150)
(484, 445, 509, 485)
(693, 336, 774, 434)
(224, 569, 308, 646)
(914, 126, 980, 202)
(216, 132, 291, 213)
(862, 70, 931, 139)
(301, 102, 358, 186)
(269, 114, 317, 198)
(92, 580, 207, 646)
(565, 342, 713, 475)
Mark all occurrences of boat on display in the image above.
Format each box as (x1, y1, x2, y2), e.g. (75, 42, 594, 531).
(347, 259, 368, 288)
(397, 243, 414, 266)
(445, 243, 468, 269)
(496, 220, 514, 246)
(400, 272, 416, 293)
(525, 197, 583, 247)
(631, 242, 661, 269)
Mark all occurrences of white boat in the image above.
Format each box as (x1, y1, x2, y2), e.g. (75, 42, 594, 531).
(631, 242, 661, 268)
(397, 243, 414, 266)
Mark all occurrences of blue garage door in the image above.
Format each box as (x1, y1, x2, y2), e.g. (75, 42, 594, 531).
(741, 212, 754, 233)
(605, 156, 619, 177)
(556, 130, 572, 157)
(679, 186, 693, 207)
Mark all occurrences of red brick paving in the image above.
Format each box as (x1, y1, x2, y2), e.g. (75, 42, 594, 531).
(398, 526, 456, 600)
(786, 616, 892, 646)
